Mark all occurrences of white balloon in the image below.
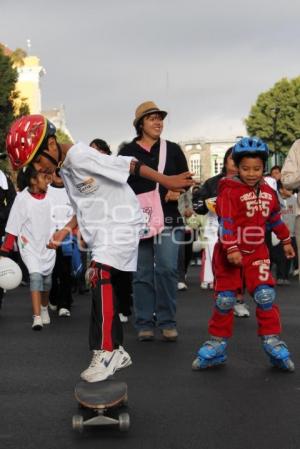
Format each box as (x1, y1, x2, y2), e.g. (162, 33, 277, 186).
(0, 257, 22, 290)
(192, 240, 202, 253)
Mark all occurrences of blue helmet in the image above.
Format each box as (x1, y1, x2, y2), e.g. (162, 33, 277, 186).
(232, 137, 269, 165)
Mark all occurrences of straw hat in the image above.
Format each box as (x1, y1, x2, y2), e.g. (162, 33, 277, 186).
(133, 101, 167, 127)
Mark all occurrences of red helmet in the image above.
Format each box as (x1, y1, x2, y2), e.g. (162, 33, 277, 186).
(6, 114, 56, 170)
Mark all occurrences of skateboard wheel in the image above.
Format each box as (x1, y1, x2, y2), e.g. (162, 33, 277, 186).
(72, 415, 84, 432)
(123, 393, 129, 406)
(118, 412, 130, 432)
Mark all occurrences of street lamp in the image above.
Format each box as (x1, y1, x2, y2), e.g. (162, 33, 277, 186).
(270, 107, 280, 165)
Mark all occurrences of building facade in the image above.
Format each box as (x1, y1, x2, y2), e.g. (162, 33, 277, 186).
(1, 43, 72, 139)
(43, 105, 73, 141)
(179, 138, 238, 184)
(16, 55, 45, 114)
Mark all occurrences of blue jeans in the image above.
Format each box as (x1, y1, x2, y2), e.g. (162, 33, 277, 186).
(133, 227, 184, 330)
(29, 272, 52, 292)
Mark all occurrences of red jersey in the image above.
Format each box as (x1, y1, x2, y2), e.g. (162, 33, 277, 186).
(216, 177, 291, 255)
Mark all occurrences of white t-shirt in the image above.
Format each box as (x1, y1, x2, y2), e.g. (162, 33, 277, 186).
(6, 189, 56, 275)
(279, 193, 297, 236)
(264, 176, 277, 191)
(47, 185, 74, 229)
(60, 142, 143, 271)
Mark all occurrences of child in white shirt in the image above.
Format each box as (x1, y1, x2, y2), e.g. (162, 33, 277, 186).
(1, 166, 56, 330)
(6, 114, 193, 381)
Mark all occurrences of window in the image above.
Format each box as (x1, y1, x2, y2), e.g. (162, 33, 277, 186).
(212, 155, 223, 175)
(190, 154, 201, 176)
(214, 159, 218, 174)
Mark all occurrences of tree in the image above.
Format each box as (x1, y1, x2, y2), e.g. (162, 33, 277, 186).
(10, 48, 27, 67)
(0, 47, 29, 172)
(245, 77, 300, 155)
(56, 129, 73, 145)
(0, 47, 18, 155)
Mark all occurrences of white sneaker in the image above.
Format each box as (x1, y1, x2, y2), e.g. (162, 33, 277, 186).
(48, 302, 57, 311)
(32, 315, 43, 330)
(80, 350, 123, 382)
(116, 346, 132, 370)
(201, 281, 208, 289)
(233, 302, 250, 317)
(41, 306, 50, 324)
(119, 313, 128, 323)
(58, 308, 71, 317)
(177, 282, 188, 291)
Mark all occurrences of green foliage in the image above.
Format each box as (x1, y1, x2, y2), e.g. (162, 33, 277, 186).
(0, 47, 18, 153)
(17, 100, 30, 118)
(10, 48, 27, 67)
(0, 158, 9, 173)
(0, 47, 29, 156)
(56, 128, 73, 145)
(245, 77, 300, 154)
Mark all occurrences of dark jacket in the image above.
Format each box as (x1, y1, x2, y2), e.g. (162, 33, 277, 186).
(118, 138, 188, 227)
(192, 173, 224, 215)
(0, 174, 16, 237)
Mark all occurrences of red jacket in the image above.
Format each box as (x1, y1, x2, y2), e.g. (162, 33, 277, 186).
(216, 177, 291, 255)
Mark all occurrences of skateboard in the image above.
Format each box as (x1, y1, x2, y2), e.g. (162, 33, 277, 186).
(72, 380, 130, 433)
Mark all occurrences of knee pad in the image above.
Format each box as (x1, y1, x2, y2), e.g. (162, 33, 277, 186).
(253, 285, 275, 310)
(215, 291, 236, 313)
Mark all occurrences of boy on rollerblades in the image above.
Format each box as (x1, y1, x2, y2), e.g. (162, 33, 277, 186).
(192, 137, 295, 372)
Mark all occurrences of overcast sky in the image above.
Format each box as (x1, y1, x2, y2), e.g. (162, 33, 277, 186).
(2, 0, 300, 150)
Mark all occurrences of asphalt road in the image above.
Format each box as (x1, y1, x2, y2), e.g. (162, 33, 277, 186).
(1, 267, 300, 449)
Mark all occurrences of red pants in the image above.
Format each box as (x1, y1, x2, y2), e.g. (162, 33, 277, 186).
(88, 262, 123, 351)
(208, 243, 281, 338)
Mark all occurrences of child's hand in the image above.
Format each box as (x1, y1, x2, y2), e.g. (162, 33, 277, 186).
(165, 190, 181, 202)
(47, 228, 69, 249)
(162, 172, 195, 192)
(283, 243, 295, 259)
(183, 207, 194, 218)
(227, 251, 243, 266)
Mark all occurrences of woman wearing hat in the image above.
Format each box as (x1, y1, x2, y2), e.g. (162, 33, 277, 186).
(119, 101, 189, 341)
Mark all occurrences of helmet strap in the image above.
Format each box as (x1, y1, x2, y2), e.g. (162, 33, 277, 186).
(55, 161, 63, 177)
(38, 142, 62, 169)
(38, 151, 59, 167)
(55, 144, 63, 176)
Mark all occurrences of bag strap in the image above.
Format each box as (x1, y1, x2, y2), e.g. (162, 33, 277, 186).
(156, 139, 167, 191)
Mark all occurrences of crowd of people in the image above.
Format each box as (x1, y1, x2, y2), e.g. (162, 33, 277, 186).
(1, 101, 299, 382)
